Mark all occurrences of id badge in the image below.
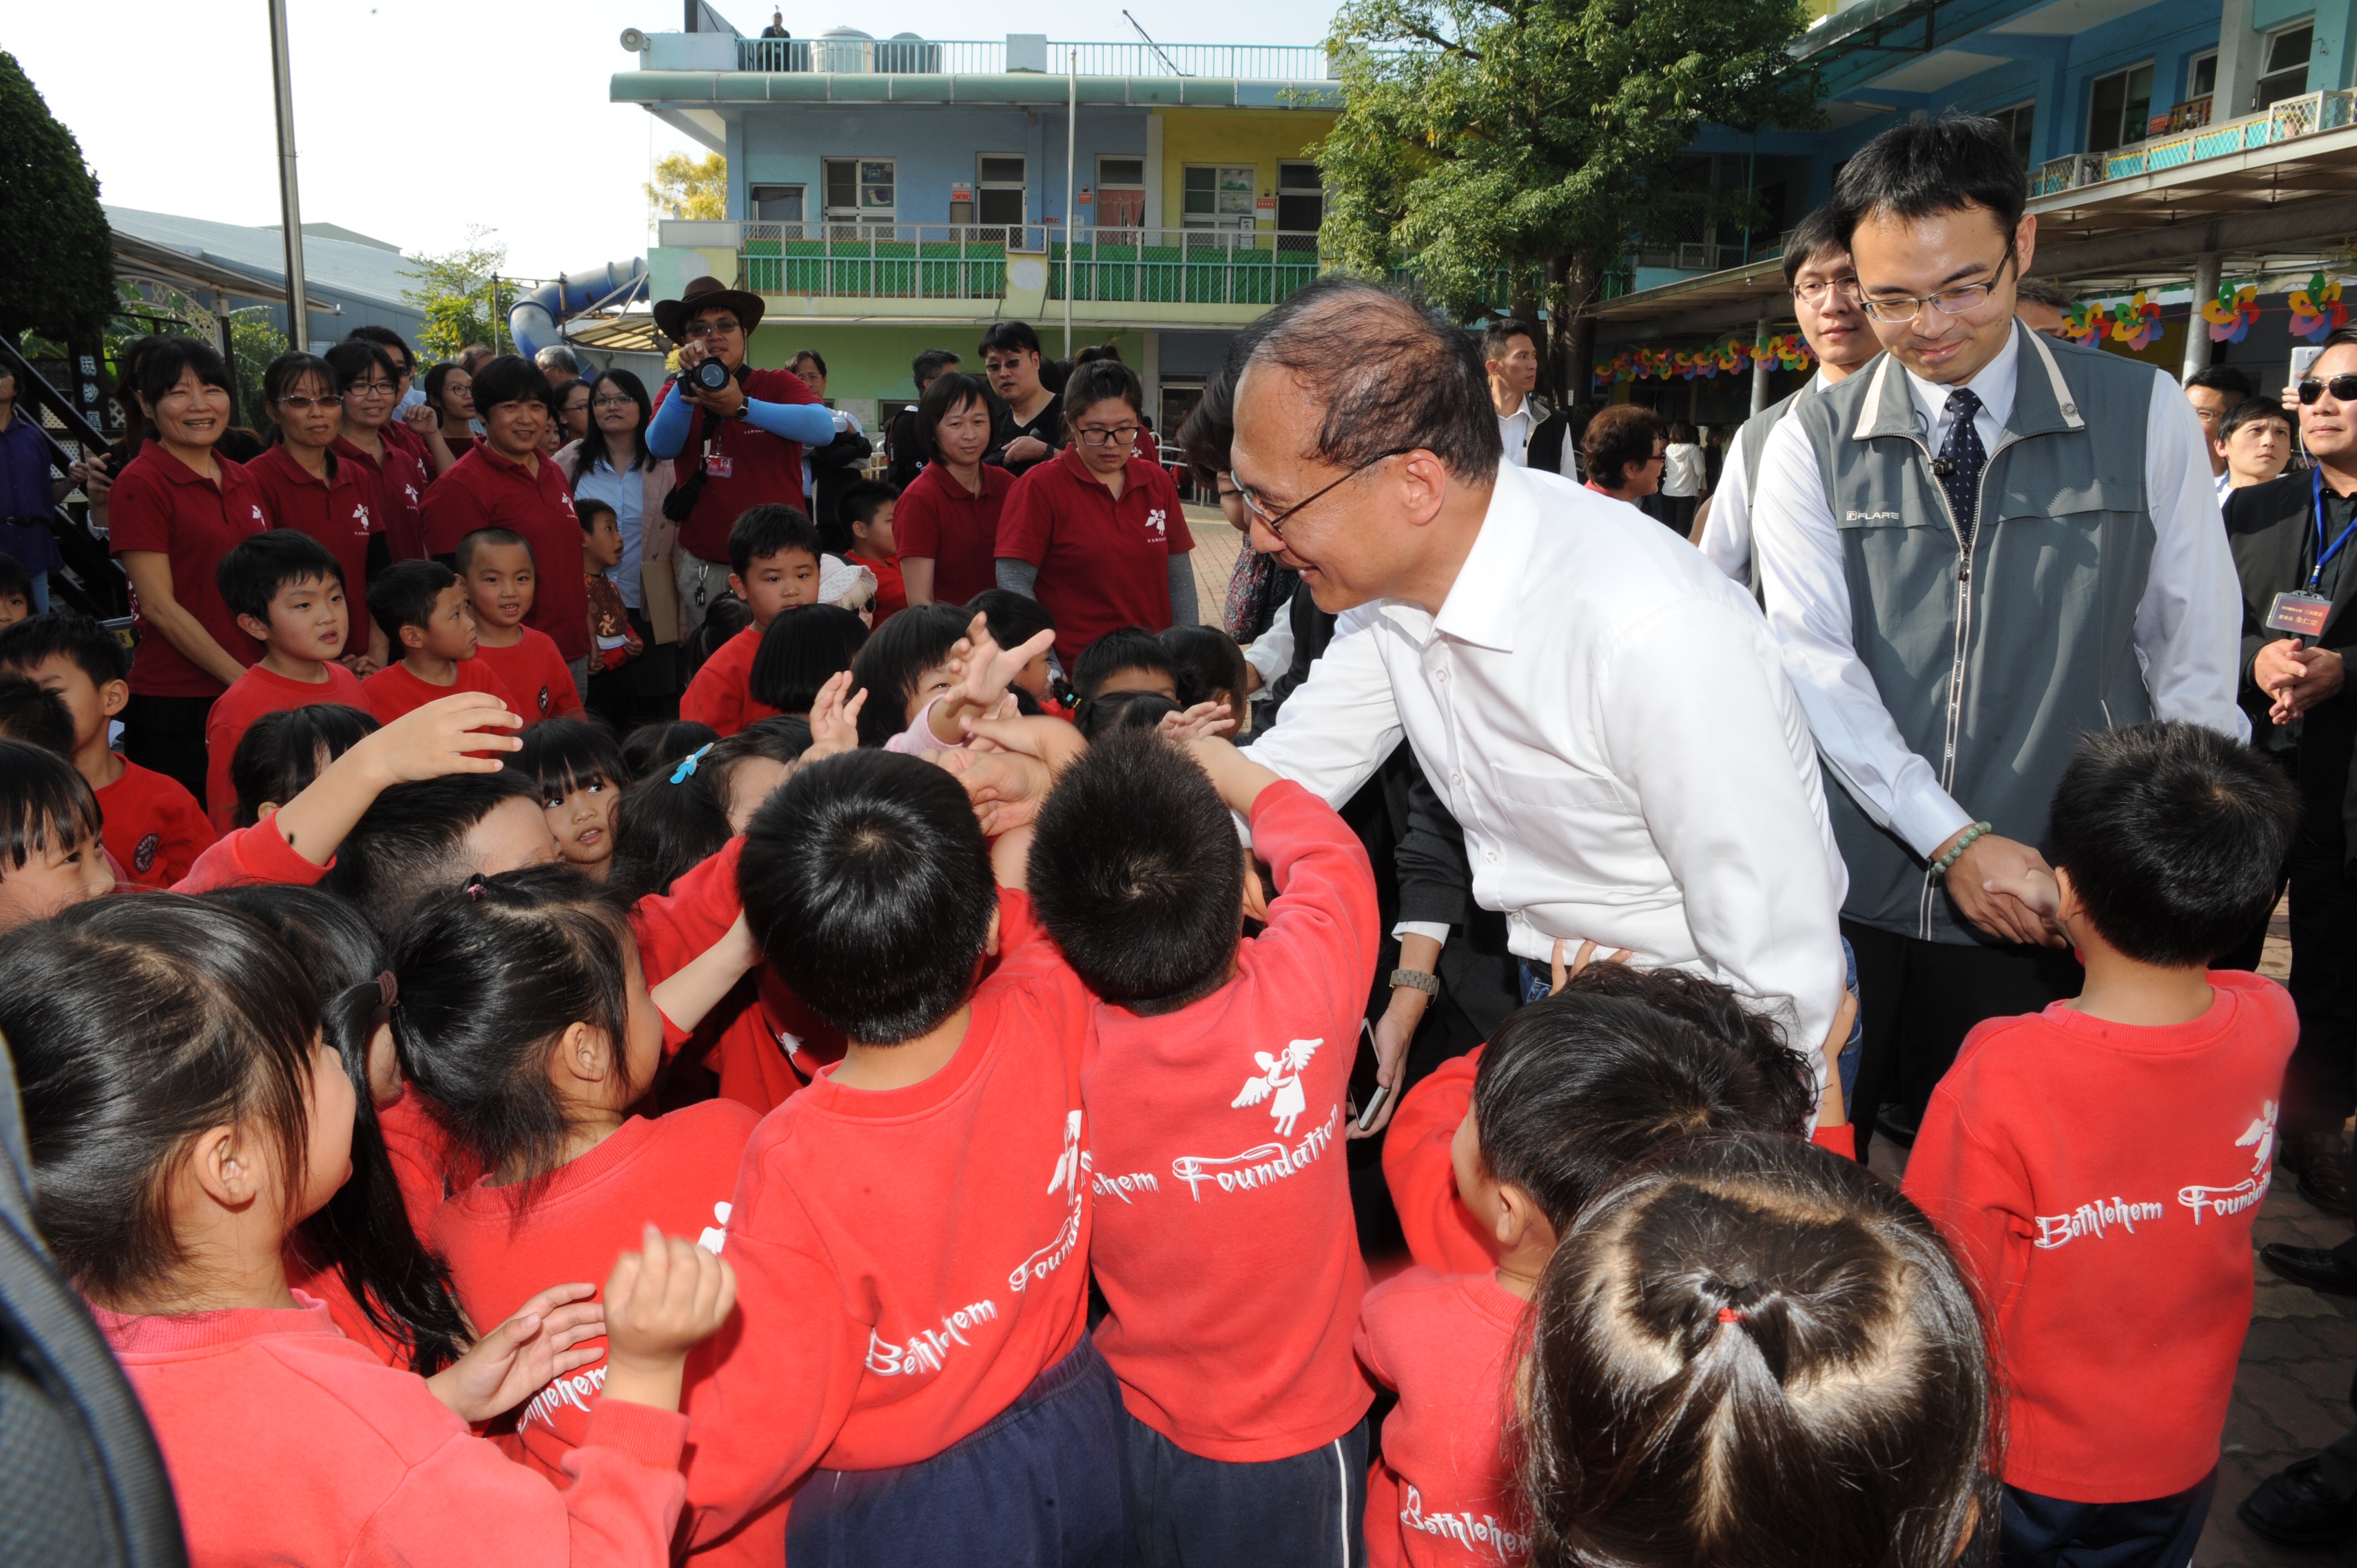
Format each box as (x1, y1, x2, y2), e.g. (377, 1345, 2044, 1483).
(2266, 590, 2333, 637)
(706, 453, 735, 479)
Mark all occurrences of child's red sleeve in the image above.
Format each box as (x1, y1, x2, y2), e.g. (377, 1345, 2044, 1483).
(1900, 1062, 2031, 1319)
(173, 818, 333, 895)
(1247, 781, 1380, 987)
(1811, 1123, 1857, 1160)
(544, 637, 585, 716)
(1383, 1048, 1499, 1277)
(630, 838, 746, 987)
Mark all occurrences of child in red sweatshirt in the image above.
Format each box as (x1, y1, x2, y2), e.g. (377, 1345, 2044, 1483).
(0, 890, 734, 1568)
(680, 506, 822, 736)
(1023, 725, 1376, 1566)
(680, 742, 1123, 1567)
(363, 559, 520, 734)
(205, 528, 369, 828)
(1357, 966, 1820, 1567)
(460, 525, 586, 722)
(1905, 721, 2302, 1563)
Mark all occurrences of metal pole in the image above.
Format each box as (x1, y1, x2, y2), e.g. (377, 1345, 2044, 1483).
(1063, 51, 1078, 360)
(2181, 250, 2222, 383)
(1749, 308, 1772, 415)
(266, 0, 309, 351)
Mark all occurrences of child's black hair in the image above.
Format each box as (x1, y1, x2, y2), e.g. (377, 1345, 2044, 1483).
(964, 587, 1056, 657)
(0, 611, 130, 690)
(217, 528, 345, 626)
(620, 719, 720, 780)
(392, 865, 638, 1184)
(511, 716, 626, 806)
(2047, 720, 2302, 967)
(704, 716, 816, 824)
(687, 595, 754, 668)
(1071, 626, 1175, 700)
(603, 751, 733, 905)
(229, 703, 378, 829)
(738, 750, 996, 1043)
(575, 497, 618, 532)
(324, 770, 543, 932)
(0, 675, 74, 754)
(367, 559, 460, 644)
(848, 603, 967, 749)
(750, 604, 869, 715)
(1473, 969, 1814, 1234)
(455, 527, 532, 576)
(202, 883, 469, 1374)
(0, 737, 102, 880)
(1073, 688, 1180, 742)
(728, 504, 823, 580)
(0, 551, 32, 607)
(1030, 728, 1243, 1010)
(1160, 625, 1249, 713)
(1, 895, 318, 1306)
(840, 479, 898, 539)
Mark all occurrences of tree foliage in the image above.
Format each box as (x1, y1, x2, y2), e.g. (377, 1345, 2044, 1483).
(1317, 0, 1819, 394)
(646, 152, 729, 221)
(401, 229, 512, 362)
(0, 50, 119, 345)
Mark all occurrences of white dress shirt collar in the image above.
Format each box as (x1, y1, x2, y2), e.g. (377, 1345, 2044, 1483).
(1429, 476, 1537, 653)
(1900, 319, 2020, 451)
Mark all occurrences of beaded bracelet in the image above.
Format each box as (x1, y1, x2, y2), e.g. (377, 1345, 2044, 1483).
(1931, 821, 1992, 878)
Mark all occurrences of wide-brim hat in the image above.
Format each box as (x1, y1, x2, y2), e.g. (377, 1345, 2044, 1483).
(653, 274, 767, 342)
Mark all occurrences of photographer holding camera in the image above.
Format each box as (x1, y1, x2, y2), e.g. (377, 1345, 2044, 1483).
(647, 275, 845, 646)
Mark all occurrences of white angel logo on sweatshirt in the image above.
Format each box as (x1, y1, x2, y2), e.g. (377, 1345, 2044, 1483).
(1046, 1110, 1083, 1196)
(2179, 1100, 2280, 1224)
(1233, 1039, 1322, 1136)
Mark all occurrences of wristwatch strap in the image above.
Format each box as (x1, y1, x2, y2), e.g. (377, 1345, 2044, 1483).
(1389, 968, 1440, 997)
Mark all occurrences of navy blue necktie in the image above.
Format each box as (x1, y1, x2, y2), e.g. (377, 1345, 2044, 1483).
(1937, 388, 1988, 549)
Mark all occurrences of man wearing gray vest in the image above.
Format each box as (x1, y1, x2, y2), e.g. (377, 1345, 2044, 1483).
(1752, 116, 2244, 1158)
(1697, 204, 1877, 593)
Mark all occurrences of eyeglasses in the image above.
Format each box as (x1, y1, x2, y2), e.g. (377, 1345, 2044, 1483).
(344, 381, 396, 398)
(1229, 450, 1411, 540)
(591, 394, 636, 409)
(1855, 251, 2016, 324)
(983, 356, 1033, 374)
(1793, 277, 1859, 306)
(1074, 424, 1139, 448)
(274, 395, 336, 412)
(685, 318, 741, 339)
(2298, 374, 2357, 405)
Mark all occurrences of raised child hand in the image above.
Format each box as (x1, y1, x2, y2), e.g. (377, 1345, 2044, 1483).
(960, 711, 1089, 775)
(598, 1225, 737, 1414)
(362, 692, 525, 782)
(929, 613, 1058, 744)
(934, 747, 1056, 838)
(805, 669, 866, 762)
(1157, 701, 1237, 744)
(424, 1280, 605, 1424)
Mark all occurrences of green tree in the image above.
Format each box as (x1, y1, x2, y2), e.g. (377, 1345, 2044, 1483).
(401, 229, 511, 361)
(1317, 0, 1819, 397)
(227, 308, 290, 426)
(646, 152, 729, 221)
(0, 50, 119, 346)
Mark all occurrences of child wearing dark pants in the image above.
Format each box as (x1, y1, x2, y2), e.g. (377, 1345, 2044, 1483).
(1027, 728, 1380, 1568)
(1905, 721, 2303, 1568)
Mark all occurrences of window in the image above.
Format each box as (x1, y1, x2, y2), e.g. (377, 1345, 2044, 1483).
(1991, 101, 2035, 166)
(1182, 164, 1258, 231)
(976, 156, 1026, 231)
(749, 184, 805, 228)
(2257, 23, 2314, 112)
(2087, 63, 2154, 154)
(1097, 156, 1146, 229)
(822, 158, 894, 235)
(2188, 50, 2217, 100)
(1276, 162, 1322, 252)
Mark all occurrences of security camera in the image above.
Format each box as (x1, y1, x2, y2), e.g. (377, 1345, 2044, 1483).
(621, 27, 649, 51)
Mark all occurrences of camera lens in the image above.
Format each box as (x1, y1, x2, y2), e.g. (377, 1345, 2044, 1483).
(694, 360, 731, 392)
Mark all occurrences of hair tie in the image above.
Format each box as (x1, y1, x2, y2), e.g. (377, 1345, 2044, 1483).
(670, 743, 714, 785)
(464, 874, 488, 901)
(375, 970, 398, 1010)
(1716, 1307, 1747, 1325)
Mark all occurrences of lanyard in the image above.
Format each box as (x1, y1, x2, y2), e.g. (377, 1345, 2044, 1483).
(2311, 467, 2357, 590)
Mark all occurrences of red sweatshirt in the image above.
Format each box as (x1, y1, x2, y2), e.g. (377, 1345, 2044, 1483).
(431, 1101, 759, 1487)
(1903, 972, 2297, 1503)
(95, 1294, 688, 1568)
(1085, 781, 1377, 1461)
(474, 627, 585, 723)
(378, 1088, 477, 1243)
(679, 626, 779, 737)
(1355, 1267, 1529, 1567)
(95, 757, 215, 888)
(680, 888, 1095, 1547)
(285, 1242, 414, 1370)
(363, 656, 518, 728)
(173, 814, 333, 894)
(203, 660, 369, 829)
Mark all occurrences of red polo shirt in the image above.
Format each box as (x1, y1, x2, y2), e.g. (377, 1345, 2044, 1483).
(652, 368, 821, 563)
(246, 443, 377, 604)
(333, 434, 429, 562)
(107, 442, 270, 698)
(996, 448, 1194, 666)
(894, 462, 1010, 607)
(381, 415, 434, 473)
(847, 551, 905, 623)
(418, 445, 591, 662)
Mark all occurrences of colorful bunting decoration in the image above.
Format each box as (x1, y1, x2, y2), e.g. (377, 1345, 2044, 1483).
(1592, 331, 1815, 388)
(2203, 282, 2260, 344)
(2062, 300, 2112, 345)
(2291, 273, 2348, 342)
(2110, 291, 2164, 352)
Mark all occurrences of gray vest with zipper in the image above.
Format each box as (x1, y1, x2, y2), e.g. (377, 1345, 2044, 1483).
(1791, 323, 2159, 943)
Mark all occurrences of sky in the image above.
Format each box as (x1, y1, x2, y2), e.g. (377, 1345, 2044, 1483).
(9, 0, 1332, 283)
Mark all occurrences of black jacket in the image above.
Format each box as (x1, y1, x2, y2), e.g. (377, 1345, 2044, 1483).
(806, 424, 875, 555)
(2225, 468, 2357, 852)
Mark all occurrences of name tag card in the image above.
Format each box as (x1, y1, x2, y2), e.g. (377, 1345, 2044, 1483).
(2266, 591, 2333, 637)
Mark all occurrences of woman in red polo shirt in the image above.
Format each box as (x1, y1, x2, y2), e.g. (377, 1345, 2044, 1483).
(249, 352, 391, 672)
(426, 361, 478, 466)
(105, 338, 271, 798)
(995, 357, 1197, 667)
(327, 341, 430, 564)
(894, 372, 1007, 607)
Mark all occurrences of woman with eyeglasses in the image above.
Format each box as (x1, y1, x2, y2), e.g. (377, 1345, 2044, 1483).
(246, 352, 389, 672)
(554, 378, 594, 449)
(556, 369, 678, 728)
(995, 355, 1197, 669)
(326, 341, 430, 563)
(425, 362, 479, 466)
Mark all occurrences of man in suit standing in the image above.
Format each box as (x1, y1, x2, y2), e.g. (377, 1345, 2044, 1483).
(2227, 324, 2357, 1240)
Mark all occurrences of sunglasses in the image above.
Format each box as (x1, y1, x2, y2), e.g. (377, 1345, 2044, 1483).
(2298, 374, 2357, 405)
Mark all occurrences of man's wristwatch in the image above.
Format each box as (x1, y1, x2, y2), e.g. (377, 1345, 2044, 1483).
(1388, 968, 1439, 998)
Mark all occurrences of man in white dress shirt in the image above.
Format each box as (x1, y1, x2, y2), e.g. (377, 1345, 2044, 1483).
(1750, 116, 2244, 1156)
(1233, 277, 1850, 1125)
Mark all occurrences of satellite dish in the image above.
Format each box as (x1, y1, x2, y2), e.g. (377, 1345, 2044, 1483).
(621, 27, 649, 51)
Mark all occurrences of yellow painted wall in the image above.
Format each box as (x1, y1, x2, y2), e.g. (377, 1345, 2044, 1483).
(1155, 108, 1337, 231)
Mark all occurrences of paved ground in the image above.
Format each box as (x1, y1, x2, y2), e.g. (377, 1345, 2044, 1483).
(1185, 508, 1242, 624)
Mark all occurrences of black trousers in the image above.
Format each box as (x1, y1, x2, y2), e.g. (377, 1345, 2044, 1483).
(1844, 919, 2082, 1161)
(120, 693, 214, 803)
(2283, 831, 2357, 1139)
(2000, 1469, 2215, 1568)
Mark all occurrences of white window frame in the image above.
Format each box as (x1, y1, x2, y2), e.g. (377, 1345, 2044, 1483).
(975, 154, 1027, 228)
(822, 157, 896, 232)
(2257, 20, 2316, 111)
(1096, 155, 1147, 228)
(2086, 60, 2155, 153)
(1181, 163, 1258, 232)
